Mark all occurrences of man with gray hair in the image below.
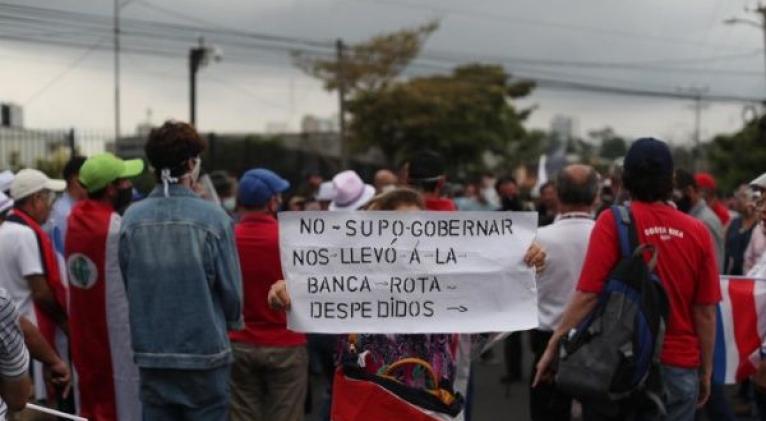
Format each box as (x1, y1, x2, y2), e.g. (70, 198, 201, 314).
(529, 164, 599, 421)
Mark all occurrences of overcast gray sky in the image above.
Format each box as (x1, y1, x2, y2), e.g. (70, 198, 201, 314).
(0, 0, 764, 145)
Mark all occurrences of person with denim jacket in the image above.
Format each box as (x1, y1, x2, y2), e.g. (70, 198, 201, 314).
(118, 121, 243, 421)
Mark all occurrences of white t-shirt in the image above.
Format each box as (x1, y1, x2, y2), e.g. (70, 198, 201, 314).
(535, 214, 595, 331)
(0, 221, 43, 324)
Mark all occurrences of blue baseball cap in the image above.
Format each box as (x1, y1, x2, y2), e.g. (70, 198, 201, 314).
(238, 168, 290, 207)
(623, 137, 673, 177)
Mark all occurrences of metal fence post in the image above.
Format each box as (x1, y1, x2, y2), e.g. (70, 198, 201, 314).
(68, 128, 76, 157)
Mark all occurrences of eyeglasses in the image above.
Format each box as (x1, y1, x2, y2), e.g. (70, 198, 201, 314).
(35, 190, 56, 206)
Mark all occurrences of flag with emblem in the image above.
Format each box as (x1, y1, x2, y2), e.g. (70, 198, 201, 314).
(65, 200, 141, 420)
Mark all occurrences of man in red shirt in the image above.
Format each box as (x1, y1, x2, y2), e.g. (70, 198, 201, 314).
(229, 168, 307, 421)
(534, 138, 720, 421)
(695, 172, 731, 226)
(401, 150, 457, 211)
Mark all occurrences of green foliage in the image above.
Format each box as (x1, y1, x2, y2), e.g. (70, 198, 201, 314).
(505, 129, 549, 169)
(589, 127, 628, 160)
(348, 63, 535, 172)
(35, 145, 70, 178)
(293, 21, 439, 93)
(707, 116, 766, 193)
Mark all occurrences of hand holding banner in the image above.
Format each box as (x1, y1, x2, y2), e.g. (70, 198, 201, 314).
(279, 211, 539, 334)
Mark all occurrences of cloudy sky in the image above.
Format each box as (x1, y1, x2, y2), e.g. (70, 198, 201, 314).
(0, 0, 764, 145)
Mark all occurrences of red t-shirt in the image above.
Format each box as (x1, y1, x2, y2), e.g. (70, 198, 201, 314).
(229, 213, 306, 347)
(424, 196, 457, 211)
(710, 200, 731, 226)
(577, 202, 721, 368)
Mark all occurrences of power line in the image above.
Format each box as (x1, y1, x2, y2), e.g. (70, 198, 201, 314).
(0, 2, 763, 78)
(358, 0, 752, 51)
(1, 1, 764, 105)
(24, 38, 109, 105)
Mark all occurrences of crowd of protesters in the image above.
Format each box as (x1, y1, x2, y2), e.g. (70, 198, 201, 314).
(0, 120, 765, 421)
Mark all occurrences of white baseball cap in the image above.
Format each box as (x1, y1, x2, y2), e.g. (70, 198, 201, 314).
(0, 170, 13, 193)
(0, 191, 11, 214)
(751, 172, 766, 189)
(10, 169, 66, 200)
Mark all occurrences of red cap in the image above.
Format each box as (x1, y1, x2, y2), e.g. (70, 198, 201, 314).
(694, 172, 716, 190)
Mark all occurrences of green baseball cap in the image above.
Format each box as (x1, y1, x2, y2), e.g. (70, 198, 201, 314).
(79, 153, 144, 193)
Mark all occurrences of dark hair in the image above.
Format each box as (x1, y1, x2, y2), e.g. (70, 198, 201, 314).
(210, 171, 233, 197)
(63, 156, 87, 181)
(540, 181, 556, 194)
(87, 185, 110, 200)
(494, 175, 517, 192)
(557, 167, 598, 206)
(367, 188, 425, 211)
(623, 166, 674, 203)
(406, 150, 445, 193)
(674, 169, 697, 192)
(145, 121, 206, 179)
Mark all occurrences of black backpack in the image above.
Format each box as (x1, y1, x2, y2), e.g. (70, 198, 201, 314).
(555, 205, 669, 409)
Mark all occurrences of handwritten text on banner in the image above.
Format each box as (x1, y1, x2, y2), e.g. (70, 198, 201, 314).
(278, 211, 539, 334)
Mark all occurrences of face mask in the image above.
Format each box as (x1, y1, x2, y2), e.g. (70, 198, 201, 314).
(189, 158, 201, 183)
(222, 197, 236, 212)
(114, 187, 133, 212)
(502, 196, 522, 211)
(160, 157, 201, 197)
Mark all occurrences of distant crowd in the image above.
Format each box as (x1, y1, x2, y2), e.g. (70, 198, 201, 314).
(0, 120, 764, 421)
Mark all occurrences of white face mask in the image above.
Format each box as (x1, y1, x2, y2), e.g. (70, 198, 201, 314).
(188, 157, 201, 183)
(160, 157, 202, 197)
(222, 196, 236, 212)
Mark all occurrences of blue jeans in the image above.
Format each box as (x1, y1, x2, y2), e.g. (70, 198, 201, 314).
(661, 365, 698, 421)
(582, 365, 698, 421)
(140, 365, 231, 421)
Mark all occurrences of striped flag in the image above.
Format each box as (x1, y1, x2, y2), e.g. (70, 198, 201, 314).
(65, 201, 141, 420)
(713, 276, 766, 384)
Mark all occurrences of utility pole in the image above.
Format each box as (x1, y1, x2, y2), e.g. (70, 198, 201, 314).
(678, 86, 709, 171)
(757, 4, 766, 90)
(189, 38, 222, 127)
(336, 39, 348, 169)
(190, 40, 201, 127)
(114, 0, 121, 141)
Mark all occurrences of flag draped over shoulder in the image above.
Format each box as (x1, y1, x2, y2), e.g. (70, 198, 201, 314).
(713, 276, 766, 384)
(65, 201, 140, 420)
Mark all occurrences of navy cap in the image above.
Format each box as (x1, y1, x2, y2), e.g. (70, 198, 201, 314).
(623, 137, 673, 177)
(238, 168, 290, 207)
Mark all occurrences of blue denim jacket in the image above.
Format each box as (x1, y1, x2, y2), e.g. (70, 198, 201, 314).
(119, 185, 243, 370)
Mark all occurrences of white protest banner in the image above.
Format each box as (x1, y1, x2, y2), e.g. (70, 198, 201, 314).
(279, 211, 538, 334)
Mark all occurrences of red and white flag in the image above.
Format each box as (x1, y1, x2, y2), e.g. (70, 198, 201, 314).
(713, 276, 766, 384)
(65, 201, 140, 420)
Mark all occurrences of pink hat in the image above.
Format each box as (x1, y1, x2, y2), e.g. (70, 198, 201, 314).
(329, 170, 375, 211)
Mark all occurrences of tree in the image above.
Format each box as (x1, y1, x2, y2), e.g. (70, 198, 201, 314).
(707, 115, 766, 193)
(347, 63, 535, 172)
(293, 21, 438, 93)
(589, 127, 628, 160)
(35, 145, 70, 178)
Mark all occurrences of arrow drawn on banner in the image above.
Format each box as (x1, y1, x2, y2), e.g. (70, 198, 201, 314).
(447, 306, 468, 313)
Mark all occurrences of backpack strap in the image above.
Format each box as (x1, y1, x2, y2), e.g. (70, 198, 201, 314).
(611, 205, 639, 258)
